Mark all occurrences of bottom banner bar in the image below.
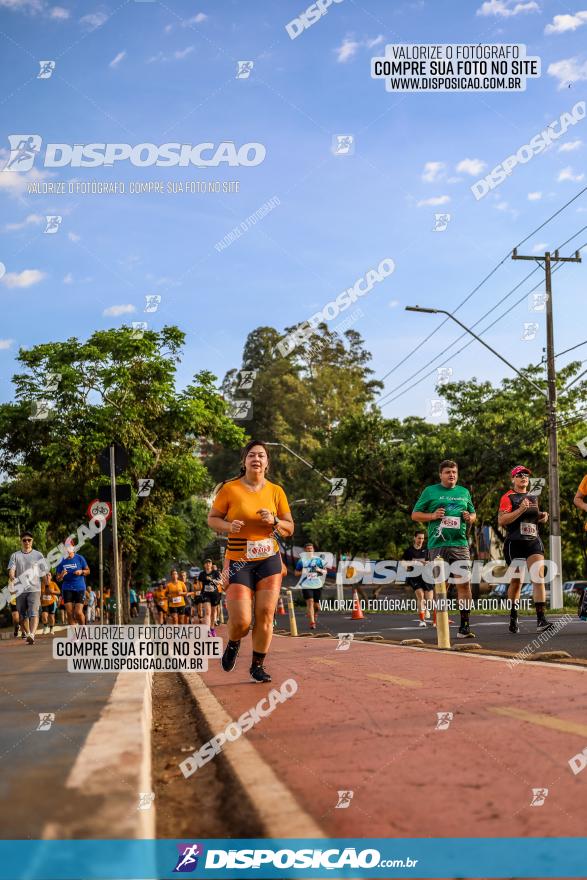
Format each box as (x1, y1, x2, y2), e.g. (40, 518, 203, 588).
(1, 838, 586, 879)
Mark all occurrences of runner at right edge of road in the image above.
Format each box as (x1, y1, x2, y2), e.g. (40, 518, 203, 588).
(411, 459, 477, 639)
(498, 465, 553, 634)
(207, 439, 294, 683)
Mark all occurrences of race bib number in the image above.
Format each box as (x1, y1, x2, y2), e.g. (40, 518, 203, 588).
(204, 585, 215, 592)
(441, 516, 461, 530)
(246, 538, 273, 559)
(171, 596, 182, 604)
(43, 594, 53, 602)
(520, 522, 538, 537)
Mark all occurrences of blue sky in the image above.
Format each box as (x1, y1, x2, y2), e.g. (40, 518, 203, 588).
(0, 0, 586, 421)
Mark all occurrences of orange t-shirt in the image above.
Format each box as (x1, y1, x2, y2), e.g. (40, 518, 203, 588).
(166, 581, 186, 608)
(212, 478, 290, 561)
(577, 475, 587, 497)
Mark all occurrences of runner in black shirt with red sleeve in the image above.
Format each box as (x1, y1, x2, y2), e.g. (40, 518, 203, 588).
(498, 465, 552, 634)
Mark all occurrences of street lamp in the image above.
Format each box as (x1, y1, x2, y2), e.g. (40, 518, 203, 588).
(406, 304, 562, 609)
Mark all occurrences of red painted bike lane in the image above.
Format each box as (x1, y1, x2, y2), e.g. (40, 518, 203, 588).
(197, 631, 587, 839)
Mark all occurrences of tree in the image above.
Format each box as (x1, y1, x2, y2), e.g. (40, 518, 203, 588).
(0, 326, 244, 617)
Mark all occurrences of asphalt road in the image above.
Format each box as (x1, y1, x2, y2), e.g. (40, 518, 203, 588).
(0, 631, 118, 840)
(285, 604, 587, 659)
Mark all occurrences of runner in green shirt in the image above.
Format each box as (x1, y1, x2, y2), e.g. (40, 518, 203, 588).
(412, 459, 477, 638)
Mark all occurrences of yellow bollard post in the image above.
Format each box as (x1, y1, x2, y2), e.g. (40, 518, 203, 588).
(434, 556, 451, 650)
(285, 589, 298, 637)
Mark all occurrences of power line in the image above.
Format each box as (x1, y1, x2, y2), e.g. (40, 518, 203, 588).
(377, 185, 587, 386)
(377, 225, 587, 409)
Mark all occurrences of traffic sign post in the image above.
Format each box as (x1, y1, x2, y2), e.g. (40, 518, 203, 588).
(110, 445, 123, 625)
(87, 499, 111, 627)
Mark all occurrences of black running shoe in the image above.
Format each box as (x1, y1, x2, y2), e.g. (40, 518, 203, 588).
(536, 618, 554, 633)
(250, 665, 271, 683)
(509, 618, 520, 634)
(457, 624, 476, 639)
(221, 640, 240, 672)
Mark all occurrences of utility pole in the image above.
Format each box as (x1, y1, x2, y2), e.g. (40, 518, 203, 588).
(512, 248, 582, 609)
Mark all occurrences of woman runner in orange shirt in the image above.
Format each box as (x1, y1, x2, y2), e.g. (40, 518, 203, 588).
(208, 440, 294, 683)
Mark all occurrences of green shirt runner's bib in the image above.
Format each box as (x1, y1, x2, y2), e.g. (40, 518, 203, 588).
(413, 483, 475, 549)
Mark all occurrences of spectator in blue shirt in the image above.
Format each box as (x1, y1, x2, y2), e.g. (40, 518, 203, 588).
(56, 542, 90, 624)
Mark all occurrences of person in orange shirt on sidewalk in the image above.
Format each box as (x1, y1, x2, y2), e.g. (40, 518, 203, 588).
(208, 440, 294, 683)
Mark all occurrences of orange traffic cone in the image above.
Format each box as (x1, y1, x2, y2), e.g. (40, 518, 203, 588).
(277, 596, 286, 615)
(351, 590, 364, 620)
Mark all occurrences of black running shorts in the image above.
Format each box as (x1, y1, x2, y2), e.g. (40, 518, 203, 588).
(62, 589, 85, 605)
(302, 588, 323, 601)
(226, 553, 282, 589)
(504, 537, 544, 565)
(201, 591, 222, 606)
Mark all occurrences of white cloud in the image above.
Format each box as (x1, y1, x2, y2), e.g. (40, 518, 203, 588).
(0, 339, 14, 350)
(150, 46, 195, 62)
(5, 213, 43, 231)
(335, 34, 384, 62)
(527, 191, 542, 200)
(68, 231, 80, 242)
(182, 12, 207, 25)
(416, 195, 450, 207)
(164, 23, 173, 33)
(557, 165, 585, 181)
(336, 38, 360, 63)
(388, 299, 400, 308)
(545, 11, 587, 34)
(63, 272, 73, 284)
(1, 268, 45, 288)
(548, 56, 587, 88)
(174, 46, 193, 59)
(109, 50, 126, 68)
(456, 157, 486, 176)
(50, 6, 69, 18)
(0, 166, 53, 198)
(422, 161, 445, 183)
(79, 11, 108, 30)
(558, 139, 582, 152)
(0, 0, 43, 13)
(103, 304, 136, 316)
(532, 242, 547, 252)
(477, 0, 539, 16)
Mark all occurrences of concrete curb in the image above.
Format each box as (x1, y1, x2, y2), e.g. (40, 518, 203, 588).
(41, 653, 155, 840)
(181, 671, 326, 839)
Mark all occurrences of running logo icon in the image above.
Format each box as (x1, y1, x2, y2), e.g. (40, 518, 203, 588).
(332, 134, 354, 156)
(432, 212, 451, 232)
(336, 633, 353, 651)
(44, 215, 62, 234)
(236, 61, 253, 79)
(435, 712, 453, 731)
(5, 135, 42, 172)
(335, 790, 354, 809)
(38, 61, 56, 79)
(37, 713, 55, 731)
(144, 294, 161, 313)
(530, 788, 548, 806)
(137, 791, 155, 811)
(173, 843, 204, 872)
